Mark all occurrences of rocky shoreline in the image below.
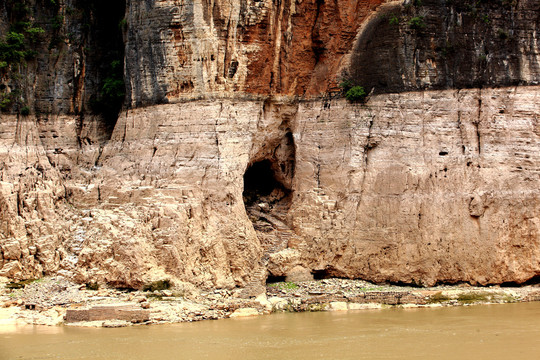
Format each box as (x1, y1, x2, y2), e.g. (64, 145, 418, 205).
(1, 277, 539, 329)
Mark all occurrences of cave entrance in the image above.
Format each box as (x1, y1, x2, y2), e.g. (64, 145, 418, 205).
(242, 131, 296, 291)
(243, 158, 292, 217)
(243, 131, 295, 217)
(243, 160, 289, 208)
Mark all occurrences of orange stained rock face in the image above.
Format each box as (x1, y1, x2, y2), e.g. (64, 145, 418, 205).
(243, 0, 386, 95)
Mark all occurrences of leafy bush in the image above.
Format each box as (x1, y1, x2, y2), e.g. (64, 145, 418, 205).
(345, 86, 367, 103)
(25, 26, 45, 41)
(408, 16, 426, 30)
(268, 281, 299, 290)
(6, 279, 38, 289)
(0, 32, 26, 63)
(339, 79, 353, 93)
(20, 106, 30, 115)
(98, 60, 125, 110)
(0, 94, 12, 111)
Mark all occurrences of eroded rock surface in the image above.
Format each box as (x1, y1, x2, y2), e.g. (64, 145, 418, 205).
(2, 87, 539, 288)
(0, 0, 539, 290)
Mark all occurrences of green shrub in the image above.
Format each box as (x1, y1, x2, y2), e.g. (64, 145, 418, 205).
(0, 94, 12, 111)
(0, 32, 26, 63)
(20, 106, 30, 115)
(389, 15, 400, 26)
(339, 79, 353, 93)
(345, 86, 367, 103)
(408, 16, 426, 30)
(268, 281, 299, 290)
(95, 59, 125, 113)
(51, 15, 64, 31)
(6, 279, 38, 289)
(25, 26, 45, 42)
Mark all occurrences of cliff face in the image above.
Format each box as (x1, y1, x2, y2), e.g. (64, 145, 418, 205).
(124, 0, 386, 104)
(0, 0, 539, 289)
(350, 0, 540, 92)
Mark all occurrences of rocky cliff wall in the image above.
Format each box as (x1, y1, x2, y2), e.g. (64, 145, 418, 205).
(0, 0, 539, 289)
(350, 0, 540, 92)
(124, 0, 387, 105)
(1, 86, 539, 288)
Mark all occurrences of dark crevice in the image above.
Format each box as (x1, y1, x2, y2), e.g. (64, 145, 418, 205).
(312, 269, 333, 280)
(266, 275, 286, 284)
(388, 280, 426, 288)
(243, 160, 289, 205)
(524, 275, 540, 286)
(243, 159, 292, 234)
(243, 130, 296, 274)
(501, 275, 540, 287)
(311, 0, 325, 64)
(81, 0, 127, 139)
(312, 270, 350, 281)
(475, 97, 482, 154)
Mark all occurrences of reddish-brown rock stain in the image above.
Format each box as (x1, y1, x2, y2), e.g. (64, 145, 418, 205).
(243, 0, 386, 95)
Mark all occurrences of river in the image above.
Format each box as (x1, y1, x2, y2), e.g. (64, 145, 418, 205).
(1, 302, 539, 360)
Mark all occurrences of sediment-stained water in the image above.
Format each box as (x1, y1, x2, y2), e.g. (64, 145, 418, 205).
(1, 302, 539, 360)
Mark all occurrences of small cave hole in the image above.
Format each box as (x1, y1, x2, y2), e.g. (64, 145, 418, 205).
(243, 158, 294, 242)
(266, 275, 286, 284)
(439, 151, 449, 156)
(228, 60, 239, 78)
(312, 269, 332, 280)
(243, 160, 288, 207)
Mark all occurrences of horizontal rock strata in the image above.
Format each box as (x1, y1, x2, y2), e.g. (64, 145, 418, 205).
(1, 86, 538, 288)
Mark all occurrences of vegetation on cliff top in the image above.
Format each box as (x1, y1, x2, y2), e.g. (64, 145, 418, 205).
(339, 79, 367, 103)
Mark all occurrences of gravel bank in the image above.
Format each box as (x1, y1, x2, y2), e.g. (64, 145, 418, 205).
(1, 277, 539, 328)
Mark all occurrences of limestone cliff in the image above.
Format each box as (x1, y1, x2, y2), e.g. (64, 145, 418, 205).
(0, 0, 539, 290)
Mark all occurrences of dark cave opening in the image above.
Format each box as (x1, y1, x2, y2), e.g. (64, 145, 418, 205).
(265, 275, 286, 284)
(242, 132, 296, 291)
(312, 269, 332, 280)
(243, 160, 289, 207)
(242, 131, 296, 213)
(501, 275, 540, 287)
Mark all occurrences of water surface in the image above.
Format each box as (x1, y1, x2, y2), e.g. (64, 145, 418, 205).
(2, 302, 539, 360)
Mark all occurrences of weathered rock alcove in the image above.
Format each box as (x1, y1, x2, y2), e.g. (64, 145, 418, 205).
(240, 131, 297, 294)
(243, 131, 295, 228)
(243, 160, 289, 210)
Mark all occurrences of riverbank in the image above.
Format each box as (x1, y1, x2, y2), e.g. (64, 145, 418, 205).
(1, 277, 539, 328)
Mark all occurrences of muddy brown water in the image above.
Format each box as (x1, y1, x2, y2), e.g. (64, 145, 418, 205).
(1, 302, 539, 360)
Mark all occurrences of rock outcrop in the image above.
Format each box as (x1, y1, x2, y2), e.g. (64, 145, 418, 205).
(0, 0, 539, 290)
